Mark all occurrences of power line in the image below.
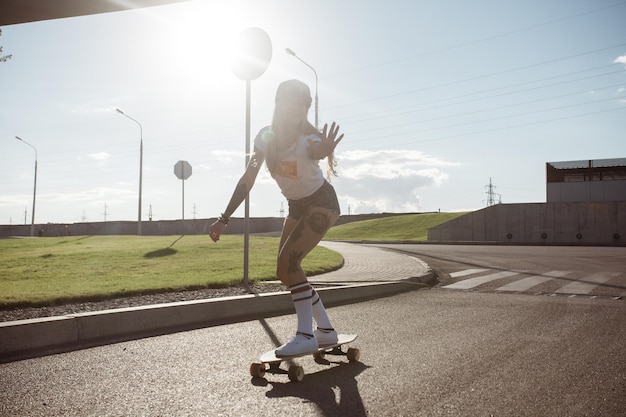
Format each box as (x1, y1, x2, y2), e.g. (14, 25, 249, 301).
(3, 59, 621, 180)
(361, 82, 624, 133)
(326, 42, 626, 111)
(339, 64, 622, 124)
(323, 1, 626, 80)
(368, 106, 626, 150)
(347, 96, 623, 145)
(3, 20, 625, 201)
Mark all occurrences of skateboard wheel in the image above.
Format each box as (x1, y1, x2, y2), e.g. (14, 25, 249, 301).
(250, 362, 266, 378)
(313, 350, 326, 361)
(288, 365, 304, 382)
(347, 348, 360, 362)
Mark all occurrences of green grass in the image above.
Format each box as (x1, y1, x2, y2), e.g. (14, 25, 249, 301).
(0, 235, 342, 308)
(325, 212, 466, 241)
(0, 212, 465, 308)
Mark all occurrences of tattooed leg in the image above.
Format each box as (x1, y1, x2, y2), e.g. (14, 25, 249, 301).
(307, 211, 330, 235)
(276, 217, 307, 286)
(288, 250, 304, 274)
(276, 208, 339, 287)
(290, 217, 306, 242)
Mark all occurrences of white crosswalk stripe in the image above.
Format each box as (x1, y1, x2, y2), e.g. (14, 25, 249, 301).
(449, 269, 489, 278)
(495, 271, 571, 293)
(442, 271, 519, 290)
(554, 272, 622, 295)
(443, 269, 624, 298)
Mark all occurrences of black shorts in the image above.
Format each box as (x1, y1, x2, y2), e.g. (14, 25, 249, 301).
(287, 181, 341, 220)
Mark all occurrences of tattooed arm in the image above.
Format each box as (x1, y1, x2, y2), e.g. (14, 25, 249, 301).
(209, 149, 265, 242)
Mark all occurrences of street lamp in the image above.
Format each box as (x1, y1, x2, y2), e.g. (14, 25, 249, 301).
(286, 48, 319, 129)
(15, 136, 37, 237)
(116, 108, 143, 236)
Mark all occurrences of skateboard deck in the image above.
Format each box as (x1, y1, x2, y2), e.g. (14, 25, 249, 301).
(250, 333, 359, 382)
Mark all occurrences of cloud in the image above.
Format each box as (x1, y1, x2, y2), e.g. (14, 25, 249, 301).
(0, 186, 135, 223)
(195, 163, 212, 172)
(0, 194, 29, 207)
(42, 187, 135, 203)
(618, 87, 626, 105)
(71, 106, 117, 115)
(87, 152, 111, 161)
(335, 149, 459, 213)
(212, 150, 242, 164)
(614, 55, 626, 67)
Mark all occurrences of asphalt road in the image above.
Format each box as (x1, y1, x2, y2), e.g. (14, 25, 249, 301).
(376, 244, 626, 298)
(1, 286, 624, 416)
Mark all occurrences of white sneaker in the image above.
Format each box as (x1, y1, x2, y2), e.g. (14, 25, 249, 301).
(315, 329, 338, 346)
(275, 333, 318, 357)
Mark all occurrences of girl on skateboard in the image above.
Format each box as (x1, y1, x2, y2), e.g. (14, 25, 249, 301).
(209, 79, 344, 357)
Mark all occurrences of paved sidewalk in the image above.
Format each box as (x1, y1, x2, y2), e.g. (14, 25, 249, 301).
(0, 242, 434, 363)
(315, 241, 431, 284)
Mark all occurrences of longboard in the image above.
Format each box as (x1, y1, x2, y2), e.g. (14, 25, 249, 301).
(250, 333, 359, 382)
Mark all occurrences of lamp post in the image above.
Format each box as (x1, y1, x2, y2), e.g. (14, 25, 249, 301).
(15, 136, 37, 237)
(286, 48, 319, 129)
(116, 108, 143, 236)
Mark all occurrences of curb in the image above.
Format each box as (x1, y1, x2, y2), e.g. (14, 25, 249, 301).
(0, 273, 434, 363)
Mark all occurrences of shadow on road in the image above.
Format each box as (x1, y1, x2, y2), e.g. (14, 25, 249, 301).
(253, 317, 371, 416)
(262, 361, 370, 417)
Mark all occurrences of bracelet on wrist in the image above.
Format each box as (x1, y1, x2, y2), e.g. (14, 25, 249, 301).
(217, 213, 230, 225)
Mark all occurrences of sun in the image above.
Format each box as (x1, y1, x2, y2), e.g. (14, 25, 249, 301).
(125, 1, 283, 115)
(150, 2, 253, 87)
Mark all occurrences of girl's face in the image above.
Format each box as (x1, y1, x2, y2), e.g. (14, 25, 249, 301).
(278, 95, 308, 126)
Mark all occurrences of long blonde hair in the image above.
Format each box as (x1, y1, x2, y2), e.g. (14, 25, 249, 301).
(264, 80, 338, 180)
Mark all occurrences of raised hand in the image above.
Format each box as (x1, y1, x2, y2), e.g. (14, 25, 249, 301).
(308, 122, 344, 159)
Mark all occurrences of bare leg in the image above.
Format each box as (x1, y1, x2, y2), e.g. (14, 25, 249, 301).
(276, 207, 339, 287)
(277, 208, 339, 336)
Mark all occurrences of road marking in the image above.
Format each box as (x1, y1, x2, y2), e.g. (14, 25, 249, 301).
(443, 270, 519, 290)
(555, 272, 622, 295)
(495, 271, 571, 292)
(449, 269, 489, 278)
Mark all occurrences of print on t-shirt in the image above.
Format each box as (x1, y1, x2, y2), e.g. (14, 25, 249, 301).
(276, 160, 300, 179)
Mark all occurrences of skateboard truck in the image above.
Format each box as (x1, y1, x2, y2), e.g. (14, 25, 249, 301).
(250, 334, 359, 382)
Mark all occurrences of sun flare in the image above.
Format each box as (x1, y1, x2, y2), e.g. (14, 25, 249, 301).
(141, 3, 254, 91)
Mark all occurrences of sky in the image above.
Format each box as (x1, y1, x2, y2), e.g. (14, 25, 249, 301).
(1, 0, 625, 225)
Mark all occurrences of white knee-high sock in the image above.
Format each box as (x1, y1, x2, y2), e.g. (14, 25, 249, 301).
(289, 282, 314, 337)
(311, 288, 334, 330)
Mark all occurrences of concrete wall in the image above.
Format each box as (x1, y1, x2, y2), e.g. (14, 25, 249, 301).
(428, 202, 625, 245)
(547, 179, 626, 202)
(0, 213, 411, 238)
(0, 218, 286, 238)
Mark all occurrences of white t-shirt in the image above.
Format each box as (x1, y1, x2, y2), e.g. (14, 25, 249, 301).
(254, 127, 325, 200)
